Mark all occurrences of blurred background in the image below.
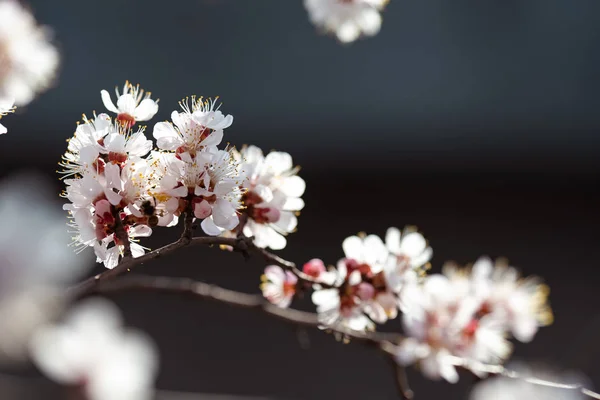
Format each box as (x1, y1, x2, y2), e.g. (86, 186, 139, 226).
(1, 0, 599, 398)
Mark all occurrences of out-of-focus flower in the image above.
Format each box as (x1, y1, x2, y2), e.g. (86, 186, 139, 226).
(384, 226, 432, 298)
(396, 273, 513, 383)
(227, 145, 305, 250)
(304, 0, 388, 43)
(469, 363, 588, 400)
(0, 173, 87, 362)
(455, 257, 553, 343)
(0, 0, 59, 106)
(30, 298, 159, 400)
(101, 81, 159, 128)
(260, 265, 298, 308)
(0, 97, 14, 134)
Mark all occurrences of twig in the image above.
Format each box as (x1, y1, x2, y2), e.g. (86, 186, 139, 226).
(448, 357, 600, 399)
(69, 236, 329, 299)
(391, 362, 413, 400)
(181, 208, 195, 243)
(91, 274, 402, 345)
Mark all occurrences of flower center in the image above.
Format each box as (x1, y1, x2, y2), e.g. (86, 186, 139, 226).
(116, 113, 136, 128)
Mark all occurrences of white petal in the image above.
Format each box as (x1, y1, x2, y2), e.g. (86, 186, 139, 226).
(279, 176, 305, 197)
(399, 232, 427, 258)
(264, 265, 285, 284)
(385, 227, 401, 253)
(264, 152, 293, 175)
(133, 99, 159, 121)
(356, 8, 382, 36)
(201, 217, 223, 236)
(342, 235, 363, 260)
(101, 90, 119, 113)
(153, 122, 181, 151)
(272, 211, 297, 233)
(116, 94, 136, 115)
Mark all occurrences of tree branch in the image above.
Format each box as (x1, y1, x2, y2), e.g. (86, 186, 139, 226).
(113, 211, 131, 258)
(91, 274, 402, 346)
(69, 234, 328, 299)
(448, 356, 600, 399)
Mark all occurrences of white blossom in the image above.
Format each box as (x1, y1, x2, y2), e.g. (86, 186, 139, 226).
(30, 298, 158, 400)
(0, 173, 86, 361)
(230, 145, 305, 250)
(153, 96, 231, 158)
(304, 0, 388, 43)
(150, 149, 243, 235)
(0, 0, 59, 106)
(311, 232, 400, 331)
(101, 81, 158, 128)
(450, 257, 553, 343)
(396, 272, 516, 383)
(260, 266, 298, 308)
(61, 114, 156, 269)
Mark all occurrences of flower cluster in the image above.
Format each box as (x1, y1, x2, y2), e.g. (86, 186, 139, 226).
(260, 227, 553, 384)
(61, 83, 306, 268)
(228, 145, 305, 249)
(304, 0, 389, 43)
(262, 227, 432, 329)
(395, 257, 553, 382)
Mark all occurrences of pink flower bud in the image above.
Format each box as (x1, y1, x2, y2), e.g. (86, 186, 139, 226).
(303, 258, 326, 278)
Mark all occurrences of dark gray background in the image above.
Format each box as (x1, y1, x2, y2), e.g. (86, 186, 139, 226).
(1, 0, 599, 399)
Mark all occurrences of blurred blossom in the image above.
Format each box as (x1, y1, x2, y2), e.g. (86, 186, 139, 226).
(470, 363, 589, 400)
(30, 298, 159, 400)
(396, 257, 553, 383)
(304, 0, 388, 43)
(0, 172, 89, 362)
(0, 0, 59, 106)
(260, 265, 298, 308)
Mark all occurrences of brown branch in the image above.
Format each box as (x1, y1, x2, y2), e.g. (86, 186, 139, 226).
(113, 211, 132, 258)
(91, 274, 402, 345)
(448, 356, 600, 399)
(391, 362, 414, 400)
(91, 274, 411, 398)
(69, 234, 329, 299)
(181, 209, 195, 243)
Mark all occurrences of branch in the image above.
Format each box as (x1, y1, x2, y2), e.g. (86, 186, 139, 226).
(113, 211, 131, 258)
(91, 274, 402, 345)
(448, 357, 600, 399)
(69, 234, 328, 299)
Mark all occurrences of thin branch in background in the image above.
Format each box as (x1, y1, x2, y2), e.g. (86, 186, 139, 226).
(448, 357, 600, 399)
(391, 362, 413, 400)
